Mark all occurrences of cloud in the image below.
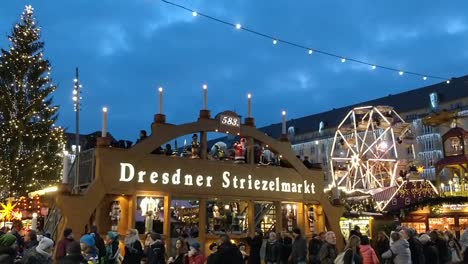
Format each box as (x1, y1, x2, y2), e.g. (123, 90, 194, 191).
(375, 27, 422, 43)
(97, 24, 130, 56)
(444, 18, 467, 35)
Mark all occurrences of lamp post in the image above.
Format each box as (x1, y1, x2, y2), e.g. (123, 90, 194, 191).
(247, 94, 252, 118)
(282, 111, 286, 135)
(72, 67, 81, 194)
(203, 84, 208, 110)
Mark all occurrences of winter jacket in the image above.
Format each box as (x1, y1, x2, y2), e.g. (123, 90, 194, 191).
(246, 235, 262, 264)
(0, 246, 15, 264)
(307, 238, 322, 264)
(421, 242, 439, 264)
(91, 232, 107, 260)
(344, 248, 363, 264)
(408, 237, 425, 264)
(359, 245, 379, 264)
(58, 254, 88, 264)
(211, 242, 243, 264)
(290, 236, 307, 263)
(22, 247, 53, 264)
(123, 240, 143, 264)
(375, 239, 389, 262)
(188, 253, 206, 264)
(460, 229, 468, 251)
(381, 239, 411, 264)
(145, 241, 166, 264)
(265, 240, 281, 263)
(433, 238, 450, 264)
(318, 242, 337, 264)
(278, 237, 292, 264)
(55, 238, 74, 260)
(170, 253, 189, 264)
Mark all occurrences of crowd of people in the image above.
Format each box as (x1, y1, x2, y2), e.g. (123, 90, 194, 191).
(2, 224, 468, 263)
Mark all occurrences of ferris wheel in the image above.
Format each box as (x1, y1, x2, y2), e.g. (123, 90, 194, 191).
(329, 106, 410, 192)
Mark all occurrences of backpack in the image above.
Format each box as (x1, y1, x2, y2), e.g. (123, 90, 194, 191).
(334, 249, 353, 264)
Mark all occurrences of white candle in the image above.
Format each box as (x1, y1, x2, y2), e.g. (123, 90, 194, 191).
(102, 107, 108, 137)
(158, 87, 163, 114)
(282, 110, 286, 134)
(62, 151, 69, 184)
(247, 93, 252, 117)
(203, 84, 208, 109)
(32, 213, 38, 231)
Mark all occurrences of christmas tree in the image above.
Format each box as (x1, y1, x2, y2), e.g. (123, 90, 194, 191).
(0, 5, 65, 199)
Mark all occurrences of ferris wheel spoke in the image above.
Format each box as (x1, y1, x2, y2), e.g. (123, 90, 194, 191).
(337, 130, 357, 156)
(362, 127, 391, 156)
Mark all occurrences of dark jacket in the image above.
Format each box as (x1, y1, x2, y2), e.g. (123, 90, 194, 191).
(318, 243, 337, 264)
(171, 253, 188, 264)
(408, 237, 425, 264)
(55, 238, 74, 260)
(59, 254, 88, 264)
(434, 238, 450, 264)
(91, 233, 107, 260)
(343, 247, 362, 264)
(308, 238, 323, 264)
(106, 240, 120, 264)
(123, 240, 143, 264)
(265, 240, 281, 263)
(375, 238, 389, 261)
(211, 242, 243, 264)
(278, 237, 292, 264)
(145, 241, 166, 264)
(246, 235, 262, 264)
(290, 236, 307, 263)
(422, 241, 439, 264)
(22, 248, 52, 264)
(0, 246, 16, 264)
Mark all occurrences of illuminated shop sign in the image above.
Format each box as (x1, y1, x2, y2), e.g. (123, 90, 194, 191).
(119, 163, 316, 194)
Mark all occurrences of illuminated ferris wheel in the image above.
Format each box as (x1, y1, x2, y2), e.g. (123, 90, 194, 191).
(329, 106, 410, 192)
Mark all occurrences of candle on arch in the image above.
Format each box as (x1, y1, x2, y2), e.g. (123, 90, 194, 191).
(102, 107, 108, 137)
(282, 110, 287, 134)
(203, 84, 208, 109)
(247, 93, 252, 117)
(158, 87, 163, 114)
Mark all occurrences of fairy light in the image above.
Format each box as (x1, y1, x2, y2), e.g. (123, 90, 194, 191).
(162, 0, 452, 83)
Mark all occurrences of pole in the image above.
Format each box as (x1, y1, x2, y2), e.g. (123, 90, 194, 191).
(247, 94, 252, 117)
(158, 87, 163, 114)
(203, 84, 208, 110)
(282, 111, 286, 134)
(102, 107, 108, 137)
(74, 67, 80, 194)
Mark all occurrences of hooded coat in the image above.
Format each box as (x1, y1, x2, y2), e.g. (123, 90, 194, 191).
(359, 245, 379, 264)
(382, 239, 411, 264)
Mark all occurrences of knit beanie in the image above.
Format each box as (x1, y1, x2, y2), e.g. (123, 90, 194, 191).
(63, 228, 73, 238)
(419, 234, 431, 245)
(0, 234, 17, 247)
(107, 231, 119, 241)
(80, 234, 96, 247)
(37, 237, 54, 251)
(150, 232, 161, 241)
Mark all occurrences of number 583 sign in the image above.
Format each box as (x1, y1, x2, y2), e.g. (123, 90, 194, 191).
(217, 112, 242, 134)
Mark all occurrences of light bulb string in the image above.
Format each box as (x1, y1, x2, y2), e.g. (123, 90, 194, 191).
(162, 0, 451, 82)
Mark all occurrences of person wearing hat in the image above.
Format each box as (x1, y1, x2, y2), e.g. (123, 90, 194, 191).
(246, 229, 262, 264)
(144, 232, 166, 264)
(58, 241, 87, 264)
(105, 231, 121, 264)
(0, 234, 18, 263)
(80, 234, 99, 263)
(22, 236, 54, 264)
(55, 228, 74, 261)
(188, 242, 206, 264)
(289, 227, 307, 264)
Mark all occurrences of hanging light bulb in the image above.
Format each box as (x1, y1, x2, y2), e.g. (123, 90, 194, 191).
(192, 11, 198, 17)
(446, 80, 450, 84)
(273, 39, 277, 45)
(308, 49, 313, 55)
(235, 23, 242, 29)
(423, 76, 427, 80)
(399, 71, 404, 75)
(371, 65, 376, 70)
(341, 58, 346, 63)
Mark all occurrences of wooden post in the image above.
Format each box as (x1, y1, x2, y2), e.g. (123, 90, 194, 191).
(164, 195, 172, 255)
(128, 196, 136, 231)
(248, 200, 255, 237)
(200, 131, 208, 159)
(274, 201, 283, 234)
(296, 202, 305, 232)
(198, 198, 207, 253)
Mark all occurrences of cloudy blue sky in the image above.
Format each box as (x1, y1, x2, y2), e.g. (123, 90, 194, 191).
(1, 0, 467, 142)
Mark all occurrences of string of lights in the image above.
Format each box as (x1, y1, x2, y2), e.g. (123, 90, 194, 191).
(162, 0, 452, 83)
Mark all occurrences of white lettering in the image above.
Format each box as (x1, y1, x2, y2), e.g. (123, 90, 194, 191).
(248, 175, 252, 189)
(311, 183, 316, 194)
(184, 174, 193, 186)
(281, 182, 291, 192)
(172, 169, 181, 185)
(196, 175, 203, 186)
(261, 180, 268, 191)
(298, 184, 302, 193)
(291, 183, 297, 193)
(119, 163, 134, 182)
(239, 178, 245, 189)
(222, 171, 230, 188)
(162, 173, 169, 184)
(269, 181, 275, 191)
(254, 180, 260, 190)
(150, 172, 158, 184)
(138, 171, 146, 183)
(304, 180, 310, 194)
(276, 177, 280, 192)
(206, 176, 213, 187)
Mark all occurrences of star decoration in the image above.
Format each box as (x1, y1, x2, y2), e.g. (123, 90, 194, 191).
(0, 201, 18, 222)
(25, 5, 34, 15)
